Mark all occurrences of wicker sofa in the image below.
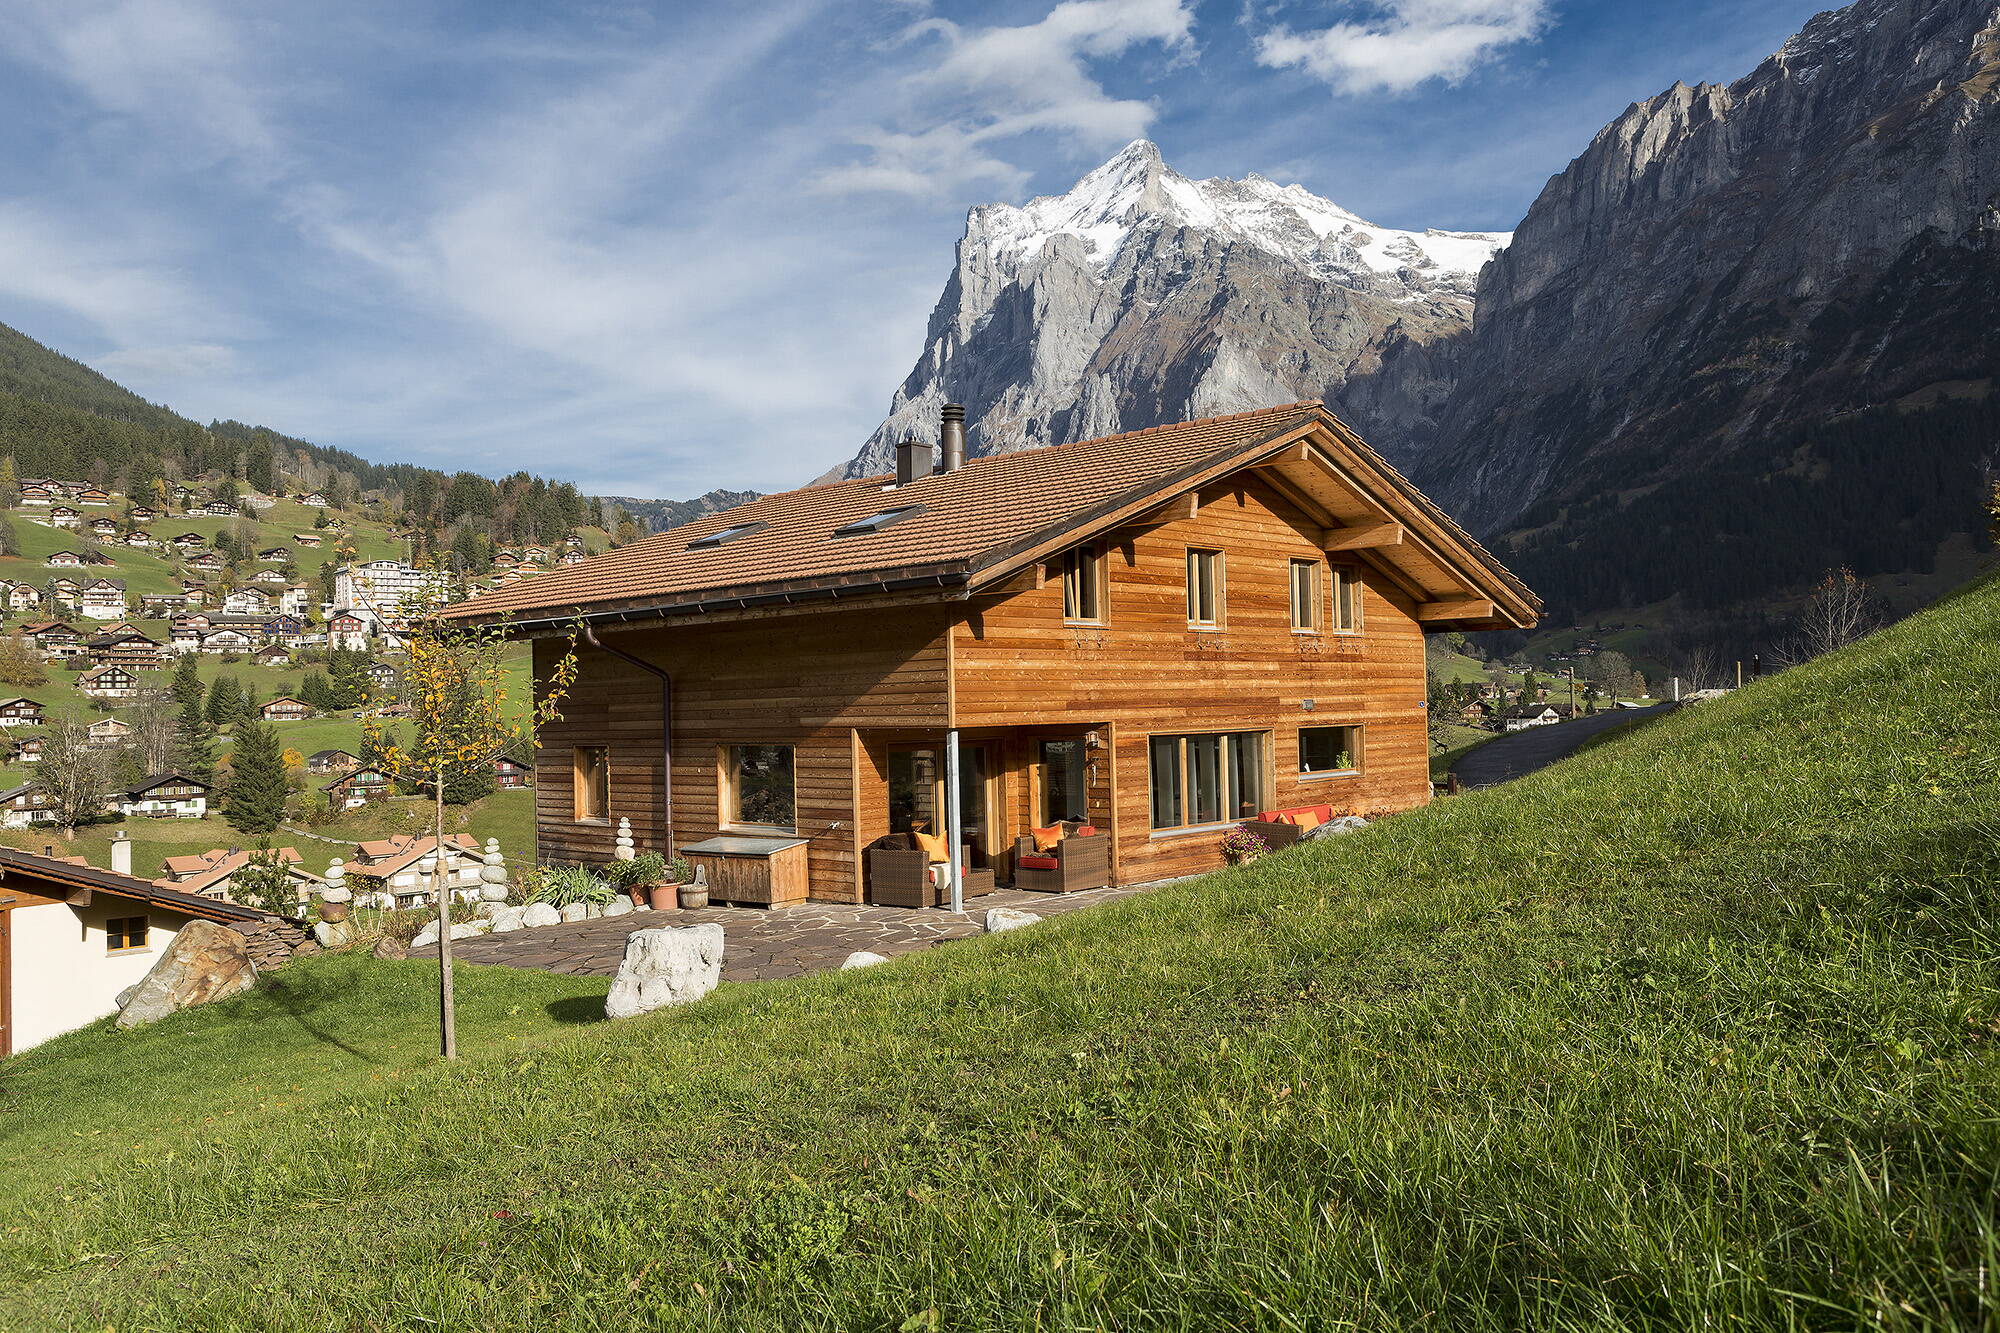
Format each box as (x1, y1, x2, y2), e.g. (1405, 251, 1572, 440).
(1010, 824, 1111, 893)
(1236, 803, 1338, 850)
(865, 832, 996, 908)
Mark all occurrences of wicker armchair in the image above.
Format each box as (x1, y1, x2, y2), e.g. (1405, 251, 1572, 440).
(1010, 826, 1110, 893)
(1236, 803, 1337, 851)
(866, 833, 995, 908)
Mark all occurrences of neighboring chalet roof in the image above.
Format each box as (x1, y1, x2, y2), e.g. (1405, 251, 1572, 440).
(440, 401, 1539, 632)
(157, 846, 310, 896)
(348, 832, 479, 879)
(0, 844, 277, 923)
(308, 748, 357, 763)
(112, 772, 212, 799)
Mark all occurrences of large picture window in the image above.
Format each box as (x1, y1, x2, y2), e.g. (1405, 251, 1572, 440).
(1149, 732, 1266, 830)
(1186, 549, 1222, 626)
(572, 746, 609, 822)
(1061, 545, 1104, 622)
(1300, 725, 1362, 775)
(726, 744, 796, 830)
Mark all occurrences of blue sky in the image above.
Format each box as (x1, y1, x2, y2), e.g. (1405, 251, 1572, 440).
(0, 0, 1831, 499)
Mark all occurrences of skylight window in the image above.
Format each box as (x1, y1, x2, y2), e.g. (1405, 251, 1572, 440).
(686, 521, 766, 550)
(833, 505, 923, 537)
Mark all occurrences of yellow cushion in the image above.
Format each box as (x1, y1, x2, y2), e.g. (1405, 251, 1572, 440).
(1030, 825, 1066, 851)
(1292, 810, 1324, 832)
(913, 830, 950, 864)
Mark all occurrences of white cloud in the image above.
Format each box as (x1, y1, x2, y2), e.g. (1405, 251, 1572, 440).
(1254, 0, 1550, 95)
(813, 0, 1195, 196)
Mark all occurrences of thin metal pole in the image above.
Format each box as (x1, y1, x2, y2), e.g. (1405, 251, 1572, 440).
(945, 729, 964, 915)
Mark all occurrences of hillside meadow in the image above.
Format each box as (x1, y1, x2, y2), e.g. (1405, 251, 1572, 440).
(1, 574, 1996, 1329)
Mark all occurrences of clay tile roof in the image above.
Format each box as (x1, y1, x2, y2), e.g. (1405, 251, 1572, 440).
(441, 402, 1329, 623)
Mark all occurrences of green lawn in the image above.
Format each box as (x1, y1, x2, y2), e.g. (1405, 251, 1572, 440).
(3, 574, 1999, 1329)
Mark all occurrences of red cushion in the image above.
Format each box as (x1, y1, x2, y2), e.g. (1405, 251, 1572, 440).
(1073, 825, 1098, 836)
(1017, 854, 1060, 871)
(1307, 805, 1335, 825)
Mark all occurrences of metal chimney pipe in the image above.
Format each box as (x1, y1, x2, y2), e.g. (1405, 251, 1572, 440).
(896, 438, 927, 487)
(939, 403, 966, 473)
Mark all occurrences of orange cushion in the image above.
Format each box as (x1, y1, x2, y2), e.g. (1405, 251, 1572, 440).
(1292, 809, 1324, 832)
(913, 830, 950, 864)
(1029, 825, 1065, 851)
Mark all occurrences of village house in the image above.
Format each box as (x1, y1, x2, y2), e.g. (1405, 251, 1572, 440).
(187, 552, 225, 573)
(16, 483, 54, 506)
(2, 581, 39, 613)
(327, 610, 372, 651)
(278, 586, 312, 617)
(77, 664, 140, 699)
(156, 846, 321, 906)
(46, 578, 82, 611)
(1502, 702, 1577, 731)
(259, 696, 313, 722)
(307, 748, 358, 775)
(171, 531, 206, 551)
(83, 632, 166, 668)
(258, 547, 290, 563)
(192, 499, 237, 518)
(559, 549, 589, 566)
(247, 569, 290, 588)
(344, 832, 481, 909)
(0, 698, 45, 727)
(121, 528, 158, 548)
(222, 587, 274, 615)
(364, 661, 399, 692)
(180, 582, 209, 606)
(294, 532, 323, 548)
(74, 486, 112, 507)
(0, 846, 281, 1054)
(139, 593, 189, 616)
(12, 734, 43, 764)
(86, 717, 133, 748)
(493, 754, 531, 789)
(78, 578, 129, 620)
(323, 766, 394, 809)
(46, 506, 81, 529)
(254, 644, 291, 666)
(297, 492, 330, 507)
(128, 505, 159, 523)
(87, 516, 120, 538)
(0, 783, 60, 827)
(198, 628, 258, 655)
(45, 550, 84, 568)
(441, 401, 1538, 904)
(106, 773, 210, 819)
(21, 621, 82, 657)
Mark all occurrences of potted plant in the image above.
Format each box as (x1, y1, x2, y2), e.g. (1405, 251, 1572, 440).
(671, 856, 704, 910)
(607, 851, 667, 908)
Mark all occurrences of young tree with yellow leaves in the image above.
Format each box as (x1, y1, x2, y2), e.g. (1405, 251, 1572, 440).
(358, 569, 578, 1059)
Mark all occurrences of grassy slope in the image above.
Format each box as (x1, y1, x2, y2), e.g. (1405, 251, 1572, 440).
(4, 575, 2000, 1329)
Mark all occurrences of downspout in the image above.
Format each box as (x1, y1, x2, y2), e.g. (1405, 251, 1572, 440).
(579, 624, 674, 857)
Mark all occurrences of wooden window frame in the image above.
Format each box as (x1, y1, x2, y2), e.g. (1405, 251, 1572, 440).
(720, 743, 798, 834)
(1185, 548, 1224, 628)
(1289, 558, 1323, 633)
(1061, 543, 1106, 624)
(106, 914, 149, 952)
(1147, 731, 1269, 834)
(1299, 724, 1363, 778)
(571, 745, 610, 824)
(1329, 565, 1362, 634)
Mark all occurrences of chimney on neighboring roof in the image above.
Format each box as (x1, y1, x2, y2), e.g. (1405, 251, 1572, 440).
(939, 402, 966, 473)
(896, 438, 928, 487)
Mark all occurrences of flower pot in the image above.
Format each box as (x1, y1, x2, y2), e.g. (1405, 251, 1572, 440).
(677, 882, 708, 910)
(628, 886, 649, 909)
(648, 883, 679, 911)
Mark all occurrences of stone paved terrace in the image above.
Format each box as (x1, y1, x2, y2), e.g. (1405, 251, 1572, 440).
(412, 885, 1152, 982)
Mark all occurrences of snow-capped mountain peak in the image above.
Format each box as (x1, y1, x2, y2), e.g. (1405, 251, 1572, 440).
(976, 139, 1508, 299)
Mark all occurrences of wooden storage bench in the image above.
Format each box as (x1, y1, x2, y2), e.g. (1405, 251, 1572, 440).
(679, 835, 810, 908)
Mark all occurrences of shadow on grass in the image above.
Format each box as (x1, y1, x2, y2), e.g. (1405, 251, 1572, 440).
(547, 996, 609, 1025)
(258, 974, 379, 1064)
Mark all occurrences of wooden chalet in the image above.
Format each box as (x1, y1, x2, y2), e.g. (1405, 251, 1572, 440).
(74, 486, 112, 507)
(87, 516, 120, 537)
(307, 748, 359, 775)
(86, 717, 132, 747)
(324, 766, 394, 809)
(129, 505, 159, 523)
(106, 773, 209, 819)
(187, 552, 225, 572)
(77, 579, 129, 620)
(259, 696, 313, 722)
(0, 698, 46, 727)
(77, 664, 139, 699)
(21, 621, 81, 656)
(0, 783, 60, 828)
(46, 507, 81, 529)
(16, 483, 54, 506)
(295, 532, 324, 548)
(171, 532, 206, 550)
(45, 550, 83, 567)
(3, 582, 39, 612)
(441, 401, 1539, 904)
(83, 631, 166, 668)
(493, 754, 531, 788)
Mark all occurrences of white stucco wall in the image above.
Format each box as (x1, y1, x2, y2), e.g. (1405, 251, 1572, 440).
(8, 900, 204, 1052)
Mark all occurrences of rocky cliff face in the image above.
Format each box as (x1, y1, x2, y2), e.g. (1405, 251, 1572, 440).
(1398, 0, 2000, 618)
(827, 141, 1505, 480)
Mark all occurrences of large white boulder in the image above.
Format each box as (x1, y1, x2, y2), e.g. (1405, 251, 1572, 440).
(522, 902, 561, 928)
(488, 905, 527, 933)
(560, 902, 589, 923)
(841, 950, 889, 970)
(603, 896, 633, 917)
(983, 908, 1041, 934)
(447, 920, 490, 941)
(604, 924, 725, 1019)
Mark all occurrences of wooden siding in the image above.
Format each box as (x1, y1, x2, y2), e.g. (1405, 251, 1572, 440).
(532, 604, 952, 901)
(951, 473, 1431, 885)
